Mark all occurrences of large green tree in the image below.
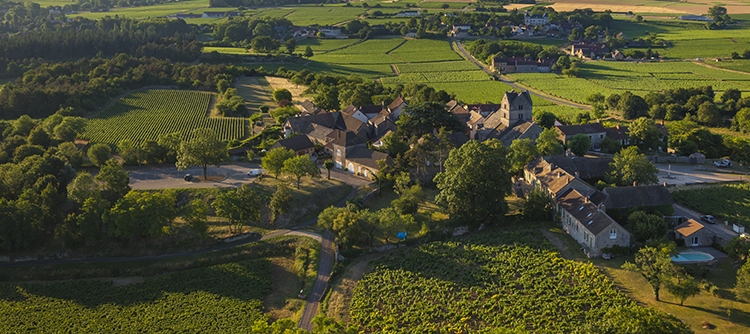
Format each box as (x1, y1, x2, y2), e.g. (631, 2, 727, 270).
(396, 102, 463, 137)
(510, 138, 538, 174)
(269, 183, 292, 223)
(87, 143, 111, 167)
(212, 184, 265, 234)
(105, 190, 178, 242)
(314, 86, 339, 112)
(262, 147, 296, 178)
(176, 128, 229, 181)
(629, 117, 663, 151)
(609, 147, 659, 186)
(95, 159, 131, 203)
(434, 140, 512, 227)
(622, 244, 676, 301)
(569, 133, 591, 157)
(283, 155, 321, 188)
(627, 211, 668, 243)
(736, 261, 750, 301)
(536, 128, 564, 156)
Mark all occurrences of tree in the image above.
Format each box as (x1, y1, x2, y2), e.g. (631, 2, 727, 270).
(636, 15, 643, 22)
(725, 236, 750, 262)
(273, 88, 293, 104)
(56, 142, 84, 168)
(622, 244, 675, 301)
(665, 277, 701, 306)
(95, 159, 131, 203)
(315, 86, 339, 111)
(12, 115, 36, 136)
(736, 261, 750, 301)
(269, 183, 292, 223)
(723, 88, 741, 103)
(284, 38, 296, 54)
(434, 140, 512, 227)
(27, 126, 49, 147)
(536, 128, 564, 156)
(376, 207, 414, 244)
(609, 147, 659, 186)
(272, 105, 300, 124)
(697, 101, 722, 126)
(212, 184, 264, 234)
(0, 198, 42, 252)
(250, 36, 280, 52)
(176, 128, 229, 181)
(283, 155, 321, 188)
(304, 46, 313, 57)
(569, 133, 591, 156)
(532, 110, 556, 129)
(627, 211, 668, 242)
(381, 132, 409, 158)
(117, 139, 139, 165)
(68, 172, 100, 205)
(396, 102, 463, 137)
(324, 160, 334, 179)
(510, 138, 538, 174)
(182, 199, 209, 237)
(618, 91, 649, 119)
(629, 117, 663, 151)
(87, 143, 111, 166)
(522, 190, 550, 220)
(585, 93, 605, 105)
(262, 147, 296, 178)
(105, 190, 178, 242)
(708, 5, 727, 18)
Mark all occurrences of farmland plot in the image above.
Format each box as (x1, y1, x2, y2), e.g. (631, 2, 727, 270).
(82, 90, 245, 145)
(396, 60, 479, 73)
(350, 230, 634, 333)
(389, 39, 464, 62)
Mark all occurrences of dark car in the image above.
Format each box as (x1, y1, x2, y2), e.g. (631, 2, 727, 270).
(700, 215, 716, 224)
(184, 174, 193, 181)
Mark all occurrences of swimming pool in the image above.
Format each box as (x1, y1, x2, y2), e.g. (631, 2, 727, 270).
(671, 251, 715, 263)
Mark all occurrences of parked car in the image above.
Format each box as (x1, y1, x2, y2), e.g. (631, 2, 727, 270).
(184, 174, 193, 181)
(247, 169, 262, 177)
(700, 215, 716, 224)
(714, 159, 732, 168)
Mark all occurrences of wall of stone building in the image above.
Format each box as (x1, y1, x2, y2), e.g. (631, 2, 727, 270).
(345, 160, 377, 178)
(594, 225, 630, 255)
(680, 229, 715, 247)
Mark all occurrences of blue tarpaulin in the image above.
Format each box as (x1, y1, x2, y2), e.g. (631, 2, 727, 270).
(397, 232, 408, 240)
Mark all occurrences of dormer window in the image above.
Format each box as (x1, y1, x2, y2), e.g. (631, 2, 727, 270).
(610, 228, 617, 239)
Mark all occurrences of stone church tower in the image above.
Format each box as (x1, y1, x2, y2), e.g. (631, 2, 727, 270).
(499, 90, 533, 127)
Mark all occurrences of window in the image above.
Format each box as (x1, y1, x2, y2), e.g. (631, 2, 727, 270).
(692, 236, 699, 246)
(610, 228, 617, 239)
(519, 105, 523, 110)
(336, 149, 340, 156)
(600, 134, 603, 139)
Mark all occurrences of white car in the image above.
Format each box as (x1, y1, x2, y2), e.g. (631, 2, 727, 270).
(246, 169, 262, 177)
(714, 159, 732, 168)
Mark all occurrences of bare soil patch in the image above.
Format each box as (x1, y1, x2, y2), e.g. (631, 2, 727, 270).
(265, 76, 307, 102)
(265, 256, 306, 321)
(325, 255, 378, 322)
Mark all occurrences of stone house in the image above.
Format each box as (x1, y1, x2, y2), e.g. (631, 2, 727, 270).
(269, 135, 315, 156)
(524, 11, 549, 26)
(602, 185, 675, 222)
(557, 188, 631, 257)
(555, 122, 608, 149)
(674, 219, 716, 247)
(332, 143, 392, 178)
(475, 90, 542, 145)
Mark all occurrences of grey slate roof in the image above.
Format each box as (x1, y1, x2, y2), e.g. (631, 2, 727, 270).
(346, 146, 394, 169)
(270, 135, 314, 153)
(556, 122, 607, 136)
(541, 156, 613, 180)
(557, 188, 618, 235)
(602, 185, 674, 209)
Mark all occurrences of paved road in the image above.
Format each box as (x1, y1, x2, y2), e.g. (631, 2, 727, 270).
(298, 229, 335, 331)
(656, 163, 745, 186)
(449, 37, 591, 110)
(673, 204, 738, 243)
(320, 166, 375, 188)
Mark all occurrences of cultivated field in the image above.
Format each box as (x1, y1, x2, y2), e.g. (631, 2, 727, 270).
(350, 229, 633, 332)
(82, 90, 245, 145)
(671, 183, 750, 227)
(508, 61, 750, 104)
(70, 0, 209, 20)
(0, 258, 272, 332)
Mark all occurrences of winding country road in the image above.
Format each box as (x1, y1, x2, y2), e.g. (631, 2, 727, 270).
(449, 37, 591, 110)
(298, 230, 335, 331)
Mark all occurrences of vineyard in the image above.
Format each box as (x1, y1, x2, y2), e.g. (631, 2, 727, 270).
(350, 229, 633, 333)
(671, 183, 750, 226)
(0, 258, 271, 332)
(82, 90, 245, 145)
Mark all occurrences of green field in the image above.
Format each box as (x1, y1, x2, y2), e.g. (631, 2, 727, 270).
(350, 229, 634, 332)
(713, 59, 750, 73)
(70, 0, 209, 20)
(297, 38, 362, 53)
(202, 46, 251, 55)
(671, 183, 750, 227)
(389, 39, 465, 62)
(82, 90, 246, 145)
(0, 258, 271, 332)
(508, 61, 750, 104)
(396, 60, 479, 73)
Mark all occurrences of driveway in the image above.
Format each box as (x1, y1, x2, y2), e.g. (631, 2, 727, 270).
(673, 204, 738, 243)
(122, 162, 375, 189)
(657, 163, 745, 186)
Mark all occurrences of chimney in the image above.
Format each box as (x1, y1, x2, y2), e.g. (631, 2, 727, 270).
(663, 181, 667, 187)
(616, 124, 620, 130)
(585, 195, 589, 203)
(575, 171, 580, 179)
(633, 181, 637, 186)
(557, 171, 561, 178)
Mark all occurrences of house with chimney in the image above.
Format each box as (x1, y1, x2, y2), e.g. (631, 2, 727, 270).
(570, 42, 610, 59)
(524, 11, 549, 26)
(555, 122, 608, 149)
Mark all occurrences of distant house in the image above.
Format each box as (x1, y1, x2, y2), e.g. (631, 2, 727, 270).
(602, 185, 675, 222)
(475, 90, 542, 145)
(202, 11, 239, 18)
(611, 49, 625, 61)
(333, 144, 392, 178)
(616, 32, 628, 40)
(532, 155, 613, 183)
(675, 219, 715, 247)
(679, 15, 713, 22)
(524, 11, 549, 26)
(396, 10, 421, 16)
(604, 124, 629, 145)
(406, 30, 418, 38)
(555, 122, 608, 149)
(319, 26, 344, 38)
(491, 57, 553, 73)
(450, 24, 471, 38)
(298, 100, 322, 115)
(570, 42, 609, 59)
(174, 13, 202, 19)
(269, 135, 315, 156)
(557, 188, 631, 257)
